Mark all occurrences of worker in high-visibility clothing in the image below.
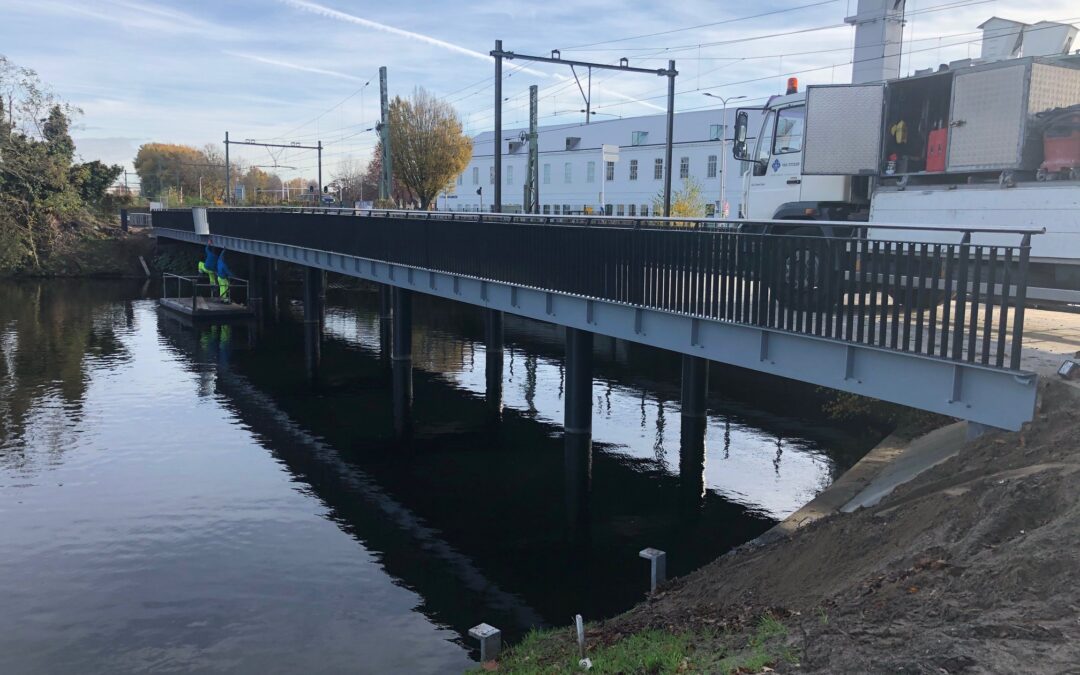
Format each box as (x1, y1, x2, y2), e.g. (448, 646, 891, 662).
(199, 241, 218, 292)
(215, 248, 232, 301)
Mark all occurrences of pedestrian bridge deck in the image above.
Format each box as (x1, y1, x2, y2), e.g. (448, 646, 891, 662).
(152, 207, 1042, 430)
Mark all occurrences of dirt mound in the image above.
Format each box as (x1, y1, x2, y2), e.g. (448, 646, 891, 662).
(602, 379, 1080, 673)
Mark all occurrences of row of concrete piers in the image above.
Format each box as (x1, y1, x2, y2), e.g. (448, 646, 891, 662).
(246, 258, 712, 531)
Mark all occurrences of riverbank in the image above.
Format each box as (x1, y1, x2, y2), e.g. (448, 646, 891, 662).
(488, 378, 1080, 673)
(0, 226, 154, 278)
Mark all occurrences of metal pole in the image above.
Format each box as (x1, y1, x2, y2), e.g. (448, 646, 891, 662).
(317, 140, 323, 199)
(720, 99, 728, 218)
(493, 39, 503, 213)
(379, 66, 392, 203)
(224, 131, 230, 205)
(528, 84, 538, 214)
(663, 60, 676, 217)
(585, 67, 591, 124)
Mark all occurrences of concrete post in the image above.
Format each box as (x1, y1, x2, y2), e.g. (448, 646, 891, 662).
(639, 548, 667, 592)
(265, 259, 278, 321)
(468, 623, 502, 662)
(484, 309, 504, 415)
(392, 287, 413, 440)
(680, 355, 709, 515)
(303, 266, 323, 378)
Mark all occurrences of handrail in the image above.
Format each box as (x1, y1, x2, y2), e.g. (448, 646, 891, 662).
(161, 206, 1045, 237)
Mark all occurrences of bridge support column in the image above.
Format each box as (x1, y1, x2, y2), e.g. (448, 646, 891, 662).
(378, 283, 393, 362)
(264, 258, 278, 321)
(303, 266, 323, 378)
(679, 355, 709, 515)
(484, 309, 504, 415)
(247, 255, 263, 315)
(392, 288, 413, 440)
(564, 327, 594, 543)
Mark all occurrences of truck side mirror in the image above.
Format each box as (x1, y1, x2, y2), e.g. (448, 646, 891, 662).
(732, 110, 750, 161)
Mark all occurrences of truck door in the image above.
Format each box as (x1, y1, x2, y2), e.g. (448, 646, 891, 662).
(744, 107, 807, 219)
(802, 84, 885, 175)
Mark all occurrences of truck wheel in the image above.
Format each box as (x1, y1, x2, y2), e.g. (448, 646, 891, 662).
(768, 226, 843, 311)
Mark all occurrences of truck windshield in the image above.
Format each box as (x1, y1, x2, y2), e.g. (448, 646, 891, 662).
(773, 106, 805, 154)
(755, 111, 776, 164)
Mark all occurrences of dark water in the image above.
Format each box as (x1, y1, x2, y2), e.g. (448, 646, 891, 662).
(0, 279, 877, 673)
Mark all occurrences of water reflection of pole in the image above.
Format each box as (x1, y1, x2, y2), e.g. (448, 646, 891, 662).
(484, 309, 503, 419)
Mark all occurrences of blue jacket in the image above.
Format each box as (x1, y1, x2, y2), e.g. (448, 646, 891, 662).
(216, 249, 232, 279)
(204, 245, 218, 272)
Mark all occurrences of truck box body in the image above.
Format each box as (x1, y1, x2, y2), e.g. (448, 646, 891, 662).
(868, 183, 1080, 263)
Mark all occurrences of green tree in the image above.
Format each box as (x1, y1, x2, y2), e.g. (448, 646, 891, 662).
(652, 176, 707, 221)
(388, 88, 472, 209)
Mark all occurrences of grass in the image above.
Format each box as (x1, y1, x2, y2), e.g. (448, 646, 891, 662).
(478, 613, 798, 674)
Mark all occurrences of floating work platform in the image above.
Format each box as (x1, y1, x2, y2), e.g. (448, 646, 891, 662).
(159, 273, 252, 320)
(159, 296, 253, 319)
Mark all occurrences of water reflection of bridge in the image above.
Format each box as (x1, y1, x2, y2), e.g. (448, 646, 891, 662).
(156, 305, 782, 641)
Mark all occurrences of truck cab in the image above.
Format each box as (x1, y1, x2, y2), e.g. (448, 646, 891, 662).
(734, 88, 867, 226)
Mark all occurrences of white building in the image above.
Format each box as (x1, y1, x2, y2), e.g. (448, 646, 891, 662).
(444, 109, 748, 217)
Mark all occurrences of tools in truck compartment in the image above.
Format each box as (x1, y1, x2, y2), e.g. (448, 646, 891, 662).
(926, 128, 948, 173)
(1036, 105, 1080, 181)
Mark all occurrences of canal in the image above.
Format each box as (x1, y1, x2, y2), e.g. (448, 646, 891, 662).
(0, 278, 879, 673)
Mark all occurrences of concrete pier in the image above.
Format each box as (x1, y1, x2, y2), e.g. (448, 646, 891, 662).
(392, 288, 413, 440)
(564, 328, 594, 542)
(484, 309, 504, 415)
(303, 267, 323, 378)
(379, 283, 393, 361)
(679, 355, 709, 514)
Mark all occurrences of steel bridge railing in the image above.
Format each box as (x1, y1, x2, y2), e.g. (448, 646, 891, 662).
(153, 208, 1040, 371)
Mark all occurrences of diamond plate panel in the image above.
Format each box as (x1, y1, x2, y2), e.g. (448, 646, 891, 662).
(803, 84, 884, 175)
(947, 64, 1027, 171)
(1028, 63, 1080, 115)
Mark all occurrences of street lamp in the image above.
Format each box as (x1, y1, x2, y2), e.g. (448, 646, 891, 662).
(702, 92, 746, 218)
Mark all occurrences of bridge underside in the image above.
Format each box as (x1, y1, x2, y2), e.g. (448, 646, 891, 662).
(155, 227, 1037, 430)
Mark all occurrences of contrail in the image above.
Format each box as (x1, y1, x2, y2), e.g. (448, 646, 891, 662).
(226, 51, 369, 83)
(279, 0, 666, 112)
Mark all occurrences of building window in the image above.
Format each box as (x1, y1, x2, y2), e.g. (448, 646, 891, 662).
(632, 131, 648, 146)
(604, 204, 613, 216)
(654, 158, 663, 180)
(489, 166, 494, 184)
(709, 123, 725, 141)
(605, 161, 614, 181)
(629, 159, 638, 180)
(679, 156, 689, 179)
(543, 163, 551, 184)
(564, 162, 572, 183)
(616, 204, 625, 216)
(563, 204, 570, 214)
(586, 161, 596, 183)
(506, 165, 514, 184)
(543, 204, 550, 214)
(774, 106, 805, 154)
(628, 204, 636, 216)
(472, 167, 479, 185)
(640, 204, 649, 217)
(706, 203, 716, 217)
(457, 174, 463, 186)
(707, 155, 717, 178)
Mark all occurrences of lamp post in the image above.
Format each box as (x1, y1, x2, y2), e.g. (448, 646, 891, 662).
(702, 93, 745, 218)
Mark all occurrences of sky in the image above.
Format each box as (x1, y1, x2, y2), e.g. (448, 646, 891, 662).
(1, 0, 1076, 185)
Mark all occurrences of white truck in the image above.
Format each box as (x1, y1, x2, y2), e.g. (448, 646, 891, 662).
(731, 55, 1080, 302)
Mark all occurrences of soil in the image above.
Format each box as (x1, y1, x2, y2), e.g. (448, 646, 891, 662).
(598, 379, 1080, 674)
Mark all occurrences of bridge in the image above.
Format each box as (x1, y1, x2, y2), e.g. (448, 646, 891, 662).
(151, 207, 1040, 445)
